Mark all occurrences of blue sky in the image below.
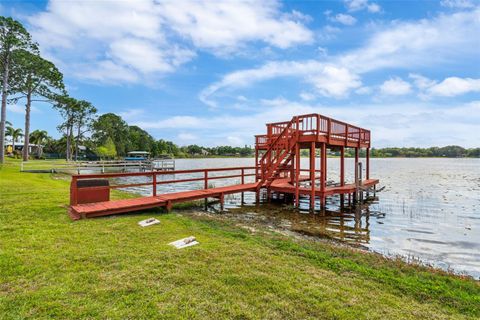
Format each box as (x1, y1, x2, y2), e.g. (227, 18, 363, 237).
(2, 0, 480, 147)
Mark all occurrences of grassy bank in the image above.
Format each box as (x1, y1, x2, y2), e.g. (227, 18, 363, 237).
(0, 160, 479, 319)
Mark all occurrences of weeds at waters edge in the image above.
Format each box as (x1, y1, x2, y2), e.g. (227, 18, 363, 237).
(0, 159, 479, 319)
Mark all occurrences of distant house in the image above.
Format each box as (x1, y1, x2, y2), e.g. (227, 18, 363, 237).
(4, 139, 42, 155)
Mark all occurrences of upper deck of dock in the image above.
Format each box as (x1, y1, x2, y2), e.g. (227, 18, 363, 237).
(255, 113, 370, 150)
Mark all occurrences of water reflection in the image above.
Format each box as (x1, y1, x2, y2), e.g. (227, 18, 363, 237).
(212, 193, 374, 245)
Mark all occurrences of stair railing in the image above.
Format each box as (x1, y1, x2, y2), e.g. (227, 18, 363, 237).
(258, 116, 299, 187)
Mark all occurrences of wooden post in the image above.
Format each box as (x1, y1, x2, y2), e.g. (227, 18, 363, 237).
(220, 193, 224, 211)
(241, 168, 245, 204)
(320, 143, 326, 207)
(366, 147, 370, 180)
(255, 148, 259, 182)
(295, 143, 300, 207)
(355, 162, 363, 204)
(152, 173, 157, 196)
(310, 141, 315, 211)
(340, 146, 345, 206)
(204, 170, 208, 210)
(327, 118, 331, 144)
(354, 147, 359, 186)
(340, 147, 345, 186)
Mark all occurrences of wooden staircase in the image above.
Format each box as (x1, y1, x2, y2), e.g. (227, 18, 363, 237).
(257, 116, 299, 188)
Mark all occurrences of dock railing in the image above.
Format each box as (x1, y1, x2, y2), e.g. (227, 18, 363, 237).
(70, 166, 256, 206)
(21, 159, 175, 174)
(259, 114, 370, 147)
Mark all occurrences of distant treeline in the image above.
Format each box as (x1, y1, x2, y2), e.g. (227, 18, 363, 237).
(21, 111, 480, 160)
(352, 146, 480, 158)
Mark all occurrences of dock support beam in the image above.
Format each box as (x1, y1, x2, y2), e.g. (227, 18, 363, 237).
(204, 170, 208, 210)
(366, 147, 370, 180)
(354, 147, 359, 203)
(310, 142, 316, 211)
(295, 144, 300, 207)
(320, 143, 326, 207)
(340, 146, 345, 206)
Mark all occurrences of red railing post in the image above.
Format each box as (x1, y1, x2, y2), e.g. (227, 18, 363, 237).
(366, 147, 370, 180)
(320, 142, 326, 207)
(310, 141, 316, 211)
(340, 146, 345, 186)
(241, 168, 245, 204)
(345, 124, 349, 146)
(152, 172, 157, 196)
(295, 143, 300, 207)
(204, 170, 208, 189)
(327, 118, 331, 143)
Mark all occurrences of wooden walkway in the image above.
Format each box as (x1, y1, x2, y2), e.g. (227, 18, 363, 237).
(69, 167, 258, 220)
(68, 166, 378, 220)
(70, 181, 259, 220)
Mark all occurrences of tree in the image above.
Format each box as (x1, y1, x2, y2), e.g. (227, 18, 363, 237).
(53, 94, 78, 161)
(92, 113, 130, 156)
(73, 100, 96, 161)
(96, 136, 117, 159)
(0, 16, 35, 163)
(128, 125, 156, 154)
(5, 125, 22, 151)
(29, 129, 49, 158)
(9, 49, 64, 161)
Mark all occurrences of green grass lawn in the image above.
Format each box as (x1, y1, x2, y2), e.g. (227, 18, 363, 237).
(0, 160, 479, 319)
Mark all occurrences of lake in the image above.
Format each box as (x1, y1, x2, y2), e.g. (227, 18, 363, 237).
(124, 157, 480, 278)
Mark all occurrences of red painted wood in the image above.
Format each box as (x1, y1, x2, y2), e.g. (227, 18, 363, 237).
(69, 113, 378, 219)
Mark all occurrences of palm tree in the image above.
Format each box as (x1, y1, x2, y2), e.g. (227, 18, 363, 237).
(29, 129, 48, 158)
(6, 126, 23, 152)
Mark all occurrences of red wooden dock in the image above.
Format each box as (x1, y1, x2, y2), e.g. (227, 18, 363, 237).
(69, 113, 379, 219)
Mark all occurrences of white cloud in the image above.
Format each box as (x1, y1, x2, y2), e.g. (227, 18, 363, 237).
(427, 77, 480, 97)
(409, 73, 437, 90)
(441, 0, 477, 9)
(177, 133, 197, 142)
(227, 136, 244, 146)
(339, 9, 480, 73)
(75, 60, 139, 83)
(7, 104, 25, 114)
(200, 8, 480, 107)
(308, 66, 361, 97)
(356, 86, 372, 95)
(138, 116, 204, 129)
(200, 61, 361, 107)
(28, 0, 313, 84)
(7, 104, 40, 114)
(299, 92, 316, 101)
(118, 109, 145, 121)
(345, 0, 381, 13)
(367, 3, 381, 13)
(159, 0, 313, 51)
(380, 77, 412, 95)
(407, 74, 480, 98)
(330, 13, 357, 26)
